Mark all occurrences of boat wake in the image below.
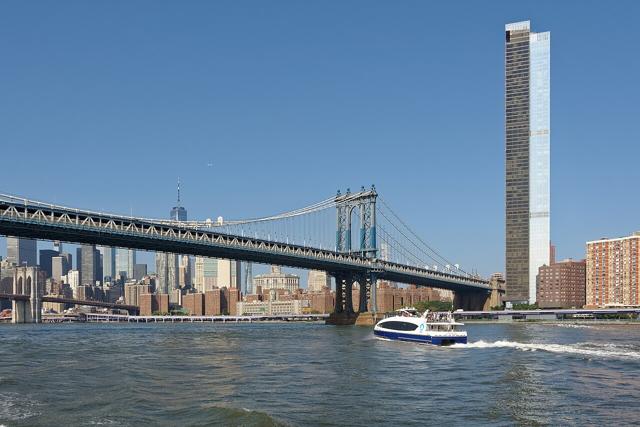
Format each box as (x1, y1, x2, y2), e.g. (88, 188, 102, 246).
(451, 340, 640, 361)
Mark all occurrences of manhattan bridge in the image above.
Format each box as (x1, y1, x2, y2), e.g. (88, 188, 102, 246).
(0, 186, 493, 321)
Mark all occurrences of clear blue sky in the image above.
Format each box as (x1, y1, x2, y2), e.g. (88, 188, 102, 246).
(1, 0, 639, 277)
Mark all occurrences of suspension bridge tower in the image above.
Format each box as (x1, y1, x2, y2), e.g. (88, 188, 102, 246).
(330, 186, 382, 325)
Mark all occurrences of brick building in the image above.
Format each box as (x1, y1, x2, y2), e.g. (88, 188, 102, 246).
(139, 293, 169, 315)
(182, 293, 205, 315)
(536, 259, 586, 308)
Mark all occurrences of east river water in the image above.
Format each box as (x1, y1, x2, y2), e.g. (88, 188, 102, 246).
(1, 322, 639, 426)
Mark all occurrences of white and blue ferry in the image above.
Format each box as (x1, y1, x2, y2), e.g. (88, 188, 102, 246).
(373, 308, 467, 346)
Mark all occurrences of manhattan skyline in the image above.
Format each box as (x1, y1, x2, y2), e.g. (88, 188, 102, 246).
(1, 1, 640, 277)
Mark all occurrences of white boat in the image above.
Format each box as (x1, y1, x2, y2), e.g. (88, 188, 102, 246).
(373, 308, 467, 346)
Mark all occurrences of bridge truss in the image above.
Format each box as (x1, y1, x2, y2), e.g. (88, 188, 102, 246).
(0, 189, 489, 314)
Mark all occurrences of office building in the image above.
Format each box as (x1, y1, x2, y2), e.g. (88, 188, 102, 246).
(254, 265, 299, 293)
(586, 233, 640, 308)
(179, 255, 191, 288)
(116, 248, 136, 280)
(6, 237, 37, 266)
(100, 246, 116, 281)
(537, 259, 586, 308)
(155, 182, 187, 293)
(39, 249, 58, 278)
(217, 259, 241, 288)
(195, 256, 218, 292)
(134, 263, 148, 281)
(62, 270, 80, 296)
(505, 20, 551, 304)
(155, 252, 179, 295)
(51, 252, 72, 283)
(307, 270, 331, 292)
(79, 245, 100, 285)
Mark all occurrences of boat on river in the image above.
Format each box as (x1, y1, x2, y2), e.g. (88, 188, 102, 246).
(373, 308, 467, 346)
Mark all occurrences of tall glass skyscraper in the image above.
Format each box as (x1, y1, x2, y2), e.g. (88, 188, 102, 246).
(505, 21, 550, 304)
(100, 246, 116, 281)
(116, 248, 136, 280)
(156, 180, 186, 294)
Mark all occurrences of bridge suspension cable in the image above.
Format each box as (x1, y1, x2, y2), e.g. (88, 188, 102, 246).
(375, 196, 472, 277)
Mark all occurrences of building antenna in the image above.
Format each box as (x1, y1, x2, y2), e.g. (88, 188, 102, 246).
(177, 177, 181, 207)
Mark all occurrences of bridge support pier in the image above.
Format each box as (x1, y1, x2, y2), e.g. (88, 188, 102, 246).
(327, 273, 359, 325)
(12, 266, 42, 324)
(453, 290, 491, 312)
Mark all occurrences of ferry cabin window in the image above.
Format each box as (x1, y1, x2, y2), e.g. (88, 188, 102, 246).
(379, 321, 418, 331)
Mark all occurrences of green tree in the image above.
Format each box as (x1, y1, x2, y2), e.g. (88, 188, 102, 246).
(413, 300, 453, 312)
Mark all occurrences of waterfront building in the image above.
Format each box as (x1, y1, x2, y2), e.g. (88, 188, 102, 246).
(586, 233, 640, 308)
(505, 20, 551, 304)
(307, 288, 334, 314)
(536, 259, 586, 308)
(39, 249, 58, 278)
(236, 299, 303, 316)
(307, 270, 331, 292)
(217, 259, 241, 288)
(124, 282, 153, 306)
(254, 266, 299, 293)
(6, 237, 37, 266)
(204, 289, 223, 315)
(139, 293, 169, 316)
(100, 246, 116, 281)
(374, 284, 444, 313)
(182, 293, 205, 315)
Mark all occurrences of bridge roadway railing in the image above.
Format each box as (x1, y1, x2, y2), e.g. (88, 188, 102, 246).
(0, 195, 489, 291)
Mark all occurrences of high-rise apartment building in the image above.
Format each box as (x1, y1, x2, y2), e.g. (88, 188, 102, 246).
(586, 233, 640, 308)
(6, 237, 37, 266)
(307, 270, 331, 292)
(505, 20, 551, 304)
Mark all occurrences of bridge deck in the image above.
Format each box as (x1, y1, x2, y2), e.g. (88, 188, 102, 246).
(0, 195, 490, 292)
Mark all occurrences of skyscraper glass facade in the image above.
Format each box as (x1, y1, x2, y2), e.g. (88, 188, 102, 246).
(505, 21, 550, 303)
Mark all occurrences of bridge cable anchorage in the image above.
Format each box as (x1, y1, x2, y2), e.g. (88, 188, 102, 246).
(376, 196, 473, 277)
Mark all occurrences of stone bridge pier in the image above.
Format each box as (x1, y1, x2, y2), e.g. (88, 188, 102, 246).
(327, 271, 382, 325)
(12, 266, 42, 324)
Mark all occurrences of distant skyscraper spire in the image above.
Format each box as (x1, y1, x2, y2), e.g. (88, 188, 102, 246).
(177, 177, 181, 207)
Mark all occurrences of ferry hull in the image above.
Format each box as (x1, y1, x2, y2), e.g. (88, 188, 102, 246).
(373, 329, 467, 345)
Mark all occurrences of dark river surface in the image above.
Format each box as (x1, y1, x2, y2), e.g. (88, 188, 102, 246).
(1, 322, 639, 426)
